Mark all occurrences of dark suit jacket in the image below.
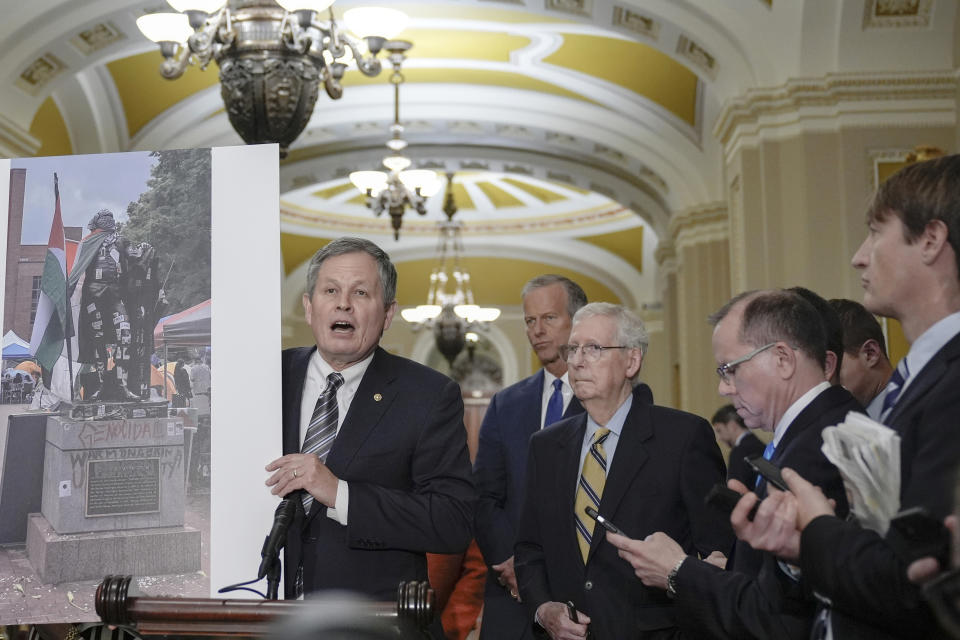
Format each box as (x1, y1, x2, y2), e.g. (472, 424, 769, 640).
(726, 431, 765, 487)
(281, 346, 476, 602)
(800, 332, 960, 639)
(674, 384, 860, 640)
(473, 370, 584, 639)
(514, 385, 732, 639)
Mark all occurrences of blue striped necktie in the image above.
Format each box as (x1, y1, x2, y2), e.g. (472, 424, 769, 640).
(880, 360, 910, 421)
(544, 378, 564, 427)
(755, 441, 775, 488)
(301, 371, 344, 512)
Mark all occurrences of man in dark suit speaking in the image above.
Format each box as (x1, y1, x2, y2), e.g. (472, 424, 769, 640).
(515, 302, 731, 639)
(265, 237, 475, 613)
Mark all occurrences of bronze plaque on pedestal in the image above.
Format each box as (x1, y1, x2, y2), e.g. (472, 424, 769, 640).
(86, 458, 161, 517)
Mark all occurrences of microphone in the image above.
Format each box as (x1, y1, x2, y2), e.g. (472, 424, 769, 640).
(258, 494, 298, 580)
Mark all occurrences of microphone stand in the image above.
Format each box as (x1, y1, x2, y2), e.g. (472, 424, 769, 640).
(219, 496, 296, 600)
(262, 534, 283, 600)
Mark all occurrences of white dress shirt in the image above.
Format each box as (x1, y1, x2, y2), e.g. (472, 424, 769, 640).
(298, 349, 375, 525)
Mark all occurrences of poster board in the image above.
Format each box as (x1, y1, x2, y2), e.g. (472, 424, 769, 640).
(0, 144, 281, 623)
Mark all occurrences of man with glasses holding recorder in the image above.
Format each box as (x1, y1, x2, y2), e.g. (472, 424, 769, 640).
(514, 302, 731, 639)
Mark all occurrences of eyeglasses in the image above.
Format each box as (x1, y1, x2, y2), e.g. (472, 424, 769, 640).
(716, 342, 777, 383)
(559, 343, 629, 362)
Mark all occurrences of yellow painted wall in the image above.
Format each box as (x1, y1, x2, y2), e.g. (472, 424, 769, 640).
(29, 97, 72, 157)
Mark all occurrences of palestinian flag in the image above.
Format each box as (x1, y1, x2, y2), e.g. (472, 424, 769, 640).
(29, 173, 68, 386)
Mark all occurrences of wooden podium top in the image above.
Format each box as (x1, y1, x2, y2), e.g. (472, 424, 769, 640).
(95, 575, 434, 637)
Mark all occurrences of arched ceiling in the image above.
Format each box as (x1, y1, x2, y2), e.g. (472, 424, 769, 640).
(1, 0, 955, 315)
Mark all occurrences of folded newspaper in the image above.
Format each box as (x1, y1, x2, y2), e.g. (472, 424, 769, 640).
(820, 411, 901, 535)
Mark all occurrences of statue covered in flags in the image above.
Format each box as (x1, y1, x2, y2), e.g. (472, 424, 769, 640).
(67, 209, 164, 402)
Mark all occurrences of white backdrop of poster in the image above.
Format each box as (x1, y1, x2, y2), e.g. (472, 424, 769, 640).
(0, 147, 281, 609)
(210, 144, 283, 597)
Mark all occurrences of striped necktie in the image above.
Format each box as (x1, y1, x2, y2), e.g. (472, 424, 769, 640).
(301, 371, 344, 512)
(756, 441, 776, 488)
(880, 360, 910, 422)
(544, 378, 564, 427)
(574, 428, 611, 563)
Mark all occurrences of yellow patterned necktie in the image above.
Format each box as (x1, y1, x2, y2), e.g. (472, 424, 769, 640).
(574, 427, 611, 563)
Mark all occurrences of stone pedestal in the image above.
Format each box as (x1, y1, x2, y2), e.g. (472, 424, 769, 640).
(27, 414, 201, 583)
(26, 513, 200, 583)
(41, 415, 186, 534)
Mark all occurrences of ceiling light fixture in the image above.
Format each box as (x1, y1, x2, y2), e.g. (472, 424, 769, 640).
(349, 40, 442, 240)
(400, 173, 501, 365)
(136, 0, 408, 157)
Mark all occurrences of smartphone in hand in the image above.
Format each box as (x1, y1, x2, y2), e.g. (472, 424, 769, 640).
(887, 506, 951, 566)
(745, 454, 788, 491)
(584, 506, 624, 535)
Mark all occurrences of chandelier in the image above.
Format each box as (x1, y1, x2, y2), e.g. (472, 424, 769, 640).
(348, 41, 442, 240)
(136, 0, 407, 157)
(400, 173, 501, 365)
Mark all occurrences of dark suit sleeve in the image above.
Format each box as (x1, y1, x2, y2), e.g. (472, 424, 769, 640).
(473, 392, 515, 565)
(799, 516, 931, 637)
(798, 376, 960, 636)
(682, 417, 736, 557)
(675, 555, 805, 640)
(514, 434, 552, 617)
(345, 377, 476, 554)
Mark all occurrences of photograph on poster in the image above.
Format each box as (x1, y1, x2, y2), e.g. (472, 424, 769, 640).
(0, 149, 212, 623)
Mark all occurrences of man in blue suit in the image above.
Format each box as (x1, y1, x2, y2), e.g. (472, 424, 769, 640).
(265, 237, 475, 637)
(473, 274, 587, 639)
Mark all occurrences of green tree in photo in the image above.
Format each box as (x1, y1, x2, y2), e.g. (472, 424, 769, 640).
(124, 148, 211, 315)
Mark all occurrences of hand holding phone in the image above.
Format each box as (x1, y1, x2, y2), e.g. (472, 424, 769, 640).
(887, 506, 951, 566)
(584, 506, 624, 535)
(566, 600, 579, 623)
(745, 454, 788, 491)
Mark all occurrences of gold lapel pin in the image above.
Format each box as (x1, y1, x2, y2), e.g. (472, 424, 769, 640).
(374, 393, 382, 402)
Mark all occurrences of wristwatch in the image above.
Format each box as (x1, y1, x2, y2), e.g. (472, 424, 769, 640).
(666, 557, 686, 599)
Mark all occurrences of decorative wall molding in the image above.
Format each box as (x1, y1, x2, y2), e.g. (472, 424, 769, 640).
(866, 147, 910, 193)
(0, 112, 41, 158)
(713, 71, 958, 153)
(16, 53, 67, 96)
(639, 166, 668, 193)
(676, 35, 718, 81)
(546, 0, 592, 17)
(654, 239, 677, 272)
(612, 7, 659, 40)
(863, 0, 933, 29)
(70, 22, 125, 55)
(668, 202, 728, 250)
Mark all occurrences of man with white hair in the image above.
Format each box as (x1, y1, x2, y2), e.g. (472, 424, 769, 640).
(515, 302, 731, 639)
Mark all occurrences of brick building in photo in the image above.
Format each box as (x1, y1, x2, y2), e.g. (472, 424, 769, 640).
(5, 168, 81, 344)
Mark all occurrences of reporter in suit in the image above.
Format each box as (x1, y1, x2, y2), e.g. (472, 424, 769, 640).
(473, 275, 587, 639)
(608, 290, 857, 640)
(265, 238, 476, 620)
(515, 303, 732, 639)
(711, 403, 765, 487)
(736, 155, 960, 639)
